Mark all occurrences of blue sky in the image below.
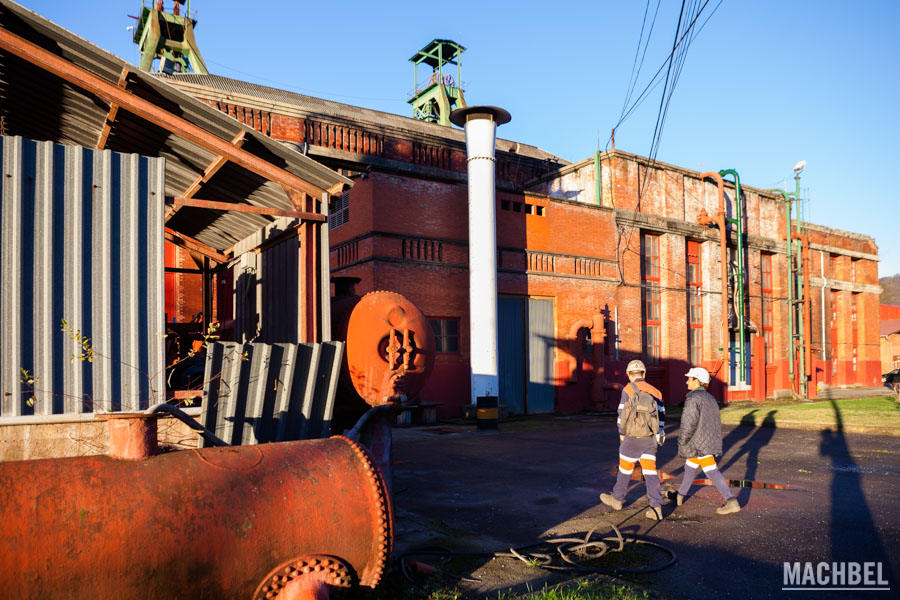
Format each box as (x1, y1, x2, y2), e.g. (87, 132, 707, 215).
(19, 0, 900, 276)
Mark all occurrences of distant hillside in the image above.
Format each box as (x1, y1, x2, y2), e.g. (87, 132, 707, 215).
(881, 274, 900, 305)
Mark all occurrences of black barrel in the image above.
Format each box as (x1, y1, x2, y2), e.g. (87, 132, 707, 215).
(476, 396, 499, 430)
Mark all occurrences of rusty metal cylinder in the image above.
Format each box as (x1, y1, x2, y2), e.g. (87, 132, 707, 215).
(344, 290, 435, 405)
(0, 436, 392, 599)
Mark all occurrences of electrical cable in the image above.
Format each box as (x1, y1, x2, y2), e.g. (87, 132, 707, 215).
(619, 0, 662, 125)
(397, 520, 677, 579)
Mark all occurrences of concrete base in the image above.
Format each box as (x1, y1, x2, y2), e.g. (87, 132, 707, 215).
(0, 416, 199, 462)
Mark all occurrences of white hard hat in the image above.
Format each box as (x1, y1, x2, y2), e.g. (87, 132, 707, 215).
(626, 359, 646, 374)
(685, 367, 710, 385)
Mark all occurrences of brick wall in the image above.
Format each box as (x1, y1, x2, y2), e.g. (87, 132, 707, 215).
(185, 91, 882, 415)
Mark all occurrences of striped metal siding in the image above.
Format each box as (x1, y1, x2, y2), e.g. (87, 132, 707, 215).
(198, 340, 344, 446)
(228, 208, 332, 344)
(0, 136, 165, 416)
(527, 298, 555, 414)
(229, 222, 302, 345)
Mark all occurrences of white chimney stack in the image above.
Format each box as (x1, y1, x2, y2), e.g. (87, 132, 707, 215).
(450, 106, 511, 407)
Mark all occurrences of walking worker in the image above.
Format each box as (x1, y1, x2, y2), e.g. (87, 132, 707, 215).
(669, 367, 740, 515)
(600, 359, 666, 520)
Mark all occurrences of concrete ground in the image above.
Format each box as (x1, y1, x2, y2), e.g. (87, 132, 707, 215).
(390, 414, 898, 599)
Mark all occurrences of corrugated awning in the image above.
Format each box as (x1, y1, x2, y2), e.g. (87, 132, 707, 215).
(0, 0, 351, 258)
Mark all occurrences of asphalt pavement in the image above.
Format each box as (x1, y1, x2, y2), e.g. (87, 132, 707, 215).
(390, 414, 899, 599)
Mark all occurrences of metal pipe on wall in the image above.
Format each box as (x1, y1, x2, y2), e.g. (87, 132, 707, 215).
(698, 172, 730, 387)
(820, 252, 827, 361)
(450, 106, 511, 405)
(792, 232, 813, 392)
(719, 169, 747, 384)
(772, 189, 796, 394)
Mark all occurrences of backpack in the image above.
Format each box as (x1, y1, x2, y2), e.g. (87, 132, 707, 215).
(621, 383, 659, 438)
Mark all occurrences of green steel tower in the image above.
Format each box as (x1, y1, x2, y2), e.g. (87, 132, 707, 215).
(132, 0, 208, 74)
(408, 40, 467, 127)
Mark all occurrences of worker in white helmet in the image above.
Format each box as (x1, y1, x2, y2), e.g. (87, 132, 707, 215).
(668, 367, 740, 515)
(600, 359, 667, 520)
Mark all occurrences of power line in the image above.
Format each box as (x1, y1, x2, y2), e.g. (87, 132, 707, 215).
(619, 0, 662, 126)
(607, 0, 722, 149)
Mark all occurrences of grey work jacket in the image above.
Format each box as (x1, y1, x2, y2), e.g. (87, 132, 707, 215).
(678, 388, 723, 458)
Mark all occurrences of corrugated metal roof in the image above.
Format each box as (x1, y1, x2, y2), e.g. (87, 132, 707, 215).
(0, 0, 350, 253)
(156, 72, 565, 163)
(1, 135, 165, 416)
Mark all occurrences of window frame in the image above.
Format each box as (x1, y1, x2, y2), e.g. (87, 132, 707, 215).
(761, 253, 774, 364)
(328, 190, 349, 230)
(686, 240, 702, 365)
(429, 317, 460, 354)
(641, 233, 661, 364)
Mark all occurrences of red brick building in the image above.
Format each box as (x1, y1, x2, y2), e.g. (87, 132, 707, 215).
(161, 73, 882, 417)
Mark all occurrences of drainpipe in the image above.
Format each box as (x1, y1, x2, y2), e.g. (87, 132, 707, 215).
(772, 189, 796, 394)
(450, 106, 511, 407)
(698, 171, 730, 386)
(719, 169, 747, 384)
(792, 231, 812, 396)
(614, 307, 619, 361)
(820, 253, 827, 362)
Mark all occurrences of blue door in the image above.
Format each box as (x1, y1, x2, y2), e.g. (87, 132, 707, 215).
(498, 296, 525, 414)
(498, 296, 555, 414)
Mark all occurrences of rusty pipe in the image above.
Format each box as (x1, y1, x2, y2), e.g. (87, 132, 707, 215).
(699, 171, 730, 385)
(0, 436, 393, 599)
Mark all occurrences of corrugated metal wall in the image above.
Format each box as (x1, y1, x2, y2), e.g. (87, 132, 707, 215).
(527, 298, 555, 414)
(0, 135, 165, 416)
(228, 212, 332, 344)
(198, 340, 344, 446)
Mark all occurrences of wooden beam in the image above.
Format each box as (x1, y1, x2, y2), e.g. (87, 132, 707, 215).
(182, 131, 245, 200)
(169, 197, 326, 221)
(164, 227, 229, 264)
(96, 68, 129, 149)
(165, 131, 246, 221)
(282, 186, 306, 211)
(0, 27, 329, 199)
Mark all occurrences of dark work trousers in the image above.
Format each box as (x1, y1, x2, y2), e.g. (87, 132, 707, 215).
(677, 454, 734, 500)
(611, 436, 662, 508)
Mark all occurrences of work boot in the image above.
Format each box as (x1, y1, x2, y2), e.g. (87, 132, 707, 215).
(644, 506, 663, 520)
(599, 493, 623, 511)
(667, 491, 684, 506)
(716, 498, 740, 515)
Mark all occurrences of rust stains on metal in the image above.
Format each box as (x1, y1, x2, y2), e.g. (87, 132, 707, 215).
(345, 291, 435, 406)
(102, 413, 160, 460)
(254, 554, 353, 599)
(0, 436, 393, 598)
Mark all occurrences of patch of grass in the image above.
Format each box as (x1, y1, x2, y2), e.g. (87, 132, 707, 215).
(516, 580, 651, 599)
(719, 396, 900, 429)
(361, 572, 466, 600)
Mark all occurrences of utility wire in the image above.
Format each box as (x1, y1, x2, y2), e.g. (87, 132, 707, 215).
(619, 0, 662, 125)
(610, 0, 723, 291)
(608, 0, 722, 149)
